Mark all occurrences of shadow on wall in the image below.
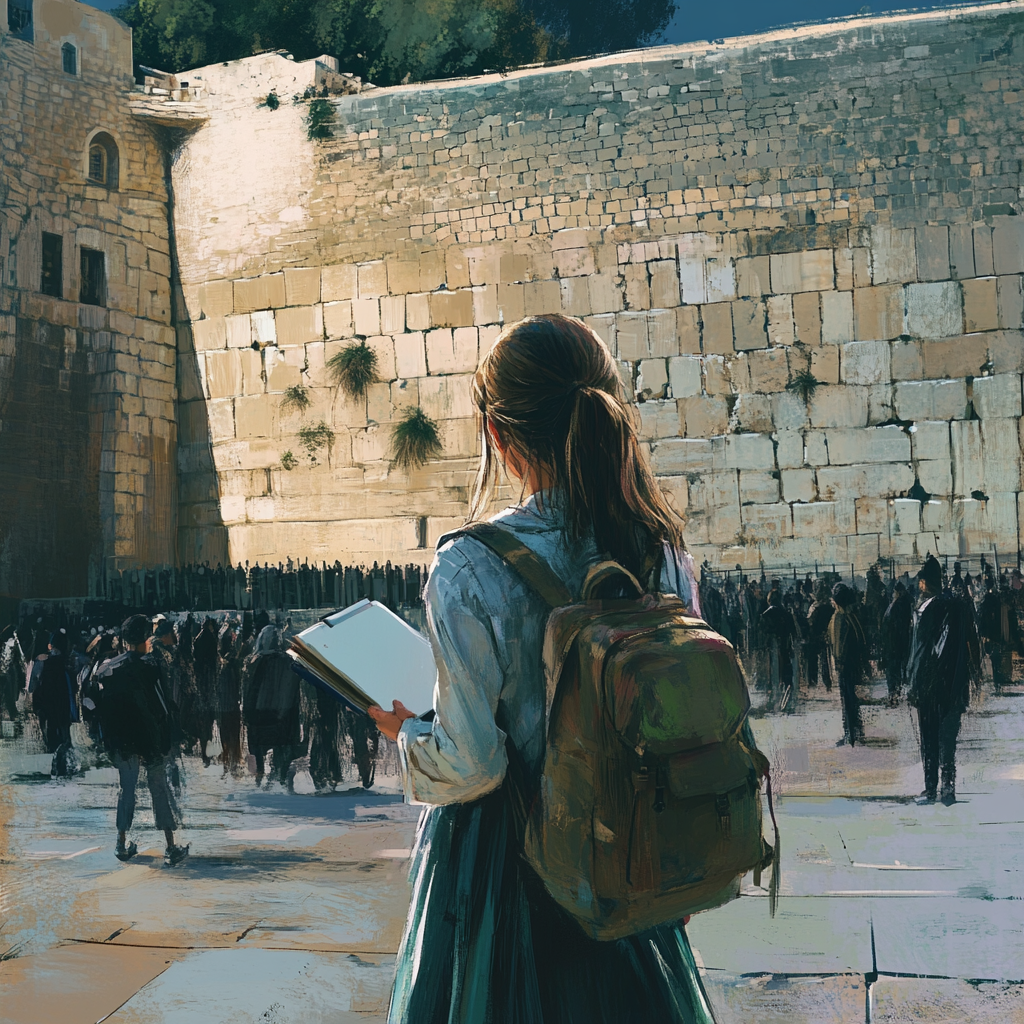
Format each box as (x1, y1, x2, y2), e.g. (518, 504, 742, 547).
(0, 317, 102, 598)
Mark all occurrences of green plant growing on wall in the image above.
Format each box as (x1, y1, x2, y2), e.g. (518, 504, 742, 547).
(281, 383, 311, 412)
(390, 406, 443, 470)
(786, 367, 821, 404)
(280, 450, 298, 470)
(263, 90, 280, 110)
(298, 421, 334, 466)
(327, 340, 378, 399)
(306, 98, 335, 140)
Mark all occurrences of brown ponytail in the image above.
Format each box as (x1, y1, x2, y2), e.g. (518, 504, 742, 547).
(469, 314, 684, 578)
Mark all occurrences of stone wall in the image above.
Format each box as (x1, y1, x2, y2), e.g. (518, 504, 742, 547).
(0, 0, 177, 596)
(172, 5, 1024, 569)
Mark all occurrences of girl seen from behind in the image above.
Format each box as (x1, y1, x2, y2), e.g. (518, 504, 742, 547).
(370, 314, 719, 1024)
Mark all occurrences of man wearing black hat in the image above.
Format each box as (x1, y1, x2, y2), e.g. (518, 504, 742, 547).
(907, 554, 980, 805)
(881, 581, 913, 706)
(96, 614, 188, 864)
(828, 583, 869, 746)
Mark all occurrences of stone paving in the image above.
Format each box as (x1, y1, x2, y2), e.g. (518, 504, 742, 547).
(1, 678, 1023, 1023)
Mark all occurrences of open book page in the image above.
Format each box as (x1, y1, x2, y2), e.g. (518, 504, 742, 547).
(287, 599, 436, 715)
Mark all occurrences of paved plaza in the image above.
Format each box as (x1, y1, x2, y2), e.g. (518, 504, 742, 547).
(1, 676, 1023, 1023)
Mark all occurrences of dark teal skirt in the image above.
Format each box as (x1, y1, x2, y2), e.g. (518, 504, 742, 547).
(388, 785, 718, 1024)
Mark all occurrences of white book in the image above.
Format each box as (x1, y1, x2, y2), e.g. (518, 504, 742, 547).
(287, 599, 436, 716)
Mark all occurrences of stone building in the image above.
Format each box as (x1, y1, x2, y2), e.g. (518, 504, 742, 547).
(0, 0, 175, 598)
(2, 0, 1024, 599)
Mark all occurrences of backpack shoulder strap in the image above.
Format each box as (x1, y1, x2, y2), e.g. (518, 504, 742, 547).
(438, 521, 572, 608)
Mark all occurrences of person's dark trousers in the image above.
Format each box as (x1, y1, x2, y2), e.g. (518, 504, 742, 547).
(989, 643, 1013, 689)
(807, 643, 832, 691)
(886, 661, 905, 703)
(917, 702, 962, 799)
(838, 670, 863, 744)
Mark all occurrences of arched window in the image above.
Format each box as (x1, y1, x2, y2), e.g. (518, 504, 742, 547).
(62, 43, 77, 75)
(86, 132, 118, 189)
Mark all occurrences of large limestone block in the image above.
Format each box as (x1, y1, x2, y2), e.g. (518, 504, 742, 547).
(816, 462, 914, 501)
(524, 280, 562, 317)
(892, 498, 922, 536)
(560, 277, 592, 317)
(771, 391, 809, 431)
(962, 278, 999, 333)
(426, 328, 478, 375)
(657, 476, 689, 518)
(854, 285, 903, 342)
(894, 379, 967, 421)
(588, 273, 623, 314)
(793, 501, 845, 537)
(668, 355, 701, 398)
(769, 250, 834, 294)
(284, 267, 321, 307)
(239, 349, 263, 396)
(681, 396, 729, 437)
(821, 291, 854, 345)
(722, 433, 774, 471)
(705, 258, 736, 304)
(917, 459, 952, 495)
(224, 313, 252, 349)
(808, 385, 869, 428)
(585, 314, 617, 353)
(922, 499, 952, 533)
(810, 345, 840, 385)
(870, 228, 917, 285)
(910, 421, 950, 461)
(738, 347, 789, 393)
(904, 282, 963, 339)
(916, 226, 950, 282)
(385, 260, 419, 296)
(950, 419, 983, 496)
(824, 425, 910, 465)
(703, 355, 731, 395)
(891, 338, 923, 380)
(198, 280, 235, 319)
(235, 395, 277, 439)
(650, 437, 714, 475)
(473, 285, 499, 326)
(707, 504, 742, 545)
(701, 302, 734, 356)
(353, 298, 381, 336)
(740, 502, 793, 542)
(250, 311, 277, 348)
(406, 294, 430, 332)
(265, 350, 301, 392)
(322, 264, 357, 301)
(358, 261, 388, 299)
(275, 305, 322, 346)
(323, 301, 353, 339)
(736, 256, 770, 298)
(766, 294, 795, 346)
(234, 274, 285, 313)
(366, 335, 397, 382)
(639, 401, 680, 440)
(379, 295, 406, 335)
(497, 283, 526, 323)
(205, 350, 241, 400)
(429, 289, 476, 328)
(775, 430, 805, 469)
(992, 217, 1024, 275)
(554, 247, 595, 278)
(972, 373, 1022, 419)
(738, 470, 780, 504)
(394, 332, 427, 379)
(781, 468, 815, 503)
(841, 340, 891, 385)
(649, 260, 681, 307)
(855, 497, 889, 534)
(792, 292, 821, 346)
(955, 493, 1019, 553)
(949, 225, 976, 280)
(733, 394, 773, 433)
(997, 276, 1024, 329)
(732, 298, 768, 351)
(638, 359, 669, 400)
(332, 388, 367, 430)
(989, 330, 1024, 373)
(192, 317, 227, 351)
(648, 310, 677, 357)
(616, 312, 649, 360)
(417, 373, 476, 422)
(979, 418, 1023, 491)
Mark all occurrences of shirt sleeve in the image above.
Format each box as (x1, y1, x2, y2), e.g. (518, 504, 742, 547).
(661, 542, 702, 618)
(397, 542, 509, 806)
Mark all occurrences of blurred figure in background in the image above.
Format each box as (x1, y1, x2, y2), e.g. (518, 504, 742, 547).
(828, 583, 868, 747)
(881, 581, 913, 706)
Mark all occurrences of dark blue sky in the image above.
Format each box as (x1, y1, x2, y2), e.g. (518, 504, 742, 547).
(88, 0, 995, 46)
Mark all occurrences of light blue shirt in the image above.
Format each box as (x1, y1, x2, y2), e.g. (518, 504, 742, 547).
(398, 493, 700, 806)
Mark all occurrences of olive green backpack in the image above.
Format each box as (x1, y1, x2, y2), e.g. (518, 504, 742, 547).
(454, 522, 779, 941)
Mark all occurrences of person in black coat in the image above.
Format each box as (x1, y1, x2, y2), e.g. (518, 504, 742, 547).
(28, 629, 79, 758)
(907, 555, 980, 805)
(828, 583, 869, 746)
(761, 587, 796, 706)
(805, 581, 834, 691)
(977, 575, 1021, 690)
(97, 615, 188, 864)
(881, 582, 913, 706)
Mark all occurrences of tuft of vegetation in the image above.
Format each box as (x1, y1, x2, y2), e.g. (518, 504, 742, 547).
(264, 90, 280, 110)
(298, 421, 334, 466)
(281, 383, 312, 412)
(280, 450, 298, 471)
(390, 406, 443, 470)
(306, 98, 335, 140)
(786, 367, 821, 403)
(328, 340, 378, 399)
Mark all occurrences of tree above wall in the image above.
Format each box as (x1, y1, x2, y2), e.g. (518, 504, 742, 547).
(115, 0, 676, 84)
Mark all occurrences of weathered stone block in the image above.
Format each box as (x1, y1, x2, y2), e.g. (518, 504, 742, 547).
(963, 278, 999, 333)
(904, 282, 962, 339)
(949, 225, 976, 280)
(353, 298, 381, 337)
(992, 217, 1024, 276)
(647, 310, 677, 358)
(997, 276, 1024, 330)
(793, 501, 842, 537)
(250, 310, 277, 348)
(916, 226, 950, 282)
(276, 304, 322, 346)
(198, 280, 235, 319)
(322, 264, 358, 302)
(366, 381, 392, 424)
(703, 355, 730, 396)
(205, 350, 241, 400)
(816, 462, 914, 501)
(668, 355, 701, 398)
(266, 353, 300, 392)
(821, 291, 854, 345)
(379, 295, 406, 335)
(892, 498, 922, 536)
(639, 400, 680, 439)
(769, 250, 834, 294)
(497, 283, 526, 323)
(917, 459, 952, 495)
(972, 373, 1022, 419)
(989, 330, 1024, 373)
(739, 470, 780, 504)
(722, 433, 774, 470)
(192, 317, 227, 351)
(617, 312, 649, 360)
(810, 345, 840, 385)
(825, 425, 910, 465)
(733, 394, 773, 433)
(524, 279, 561, 317)
(808, 385, 868, 428)
(394, 332, 427, 379)
(418, 374, 476, 421)
(856, 497, 889, 535)
(911, 421, 950, 462)
(781, 468, 815, 503)
(732, 298, 768, 351)
(682, 396, 729, 437)
(429, 289, 476, 329)
(870, 228, 917, 285)
(677, 306, 701, 355)
(922, 499, 952, 533)
(792, 291, 821, 346)
(473, 285, 499, 326)
(772, 391, 808, 431)
(921, 334, 990, 380)
(649, 261, 681, 308)
(589, 273, 623, 315)
(741, 502, 792, 541)
(891, 338, 923, 380)
(804, 430, 828, 467)
(740, 347, 789, 393)
(701, 302, 734, 356)
(650, 437, 714, 475)
(367, 335, 397, 382)
(585, 314, 617, 353)
(658, 477, 688, 517)
(323, 301, 354, 339)
(638, 359, 669, 400)
(766, 294, 795, 347)
(736, 256, 770, 298)
(560, 277, 592, 317)
(775, 430, 804, 469)
(894, 378, 967, 421)
(236, 396, 277, 440)
(841, 340, 891, 385)
(284, 267, 321, 307)
(387, 261, 420, 296)
(854, 285, 903, 342)
(425, 327, 477, 375)
(239, 349, 263, 396)
(554, 247, 596, 278)
(234, 273, 285, 313)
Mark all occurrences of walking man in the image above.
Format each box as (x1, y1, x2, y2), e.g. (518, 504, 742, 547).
(907, 555, 980, 805)
(881, 581, 912, 705)
(97, 615, 189, 864)
(828, 583, 868, 746)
